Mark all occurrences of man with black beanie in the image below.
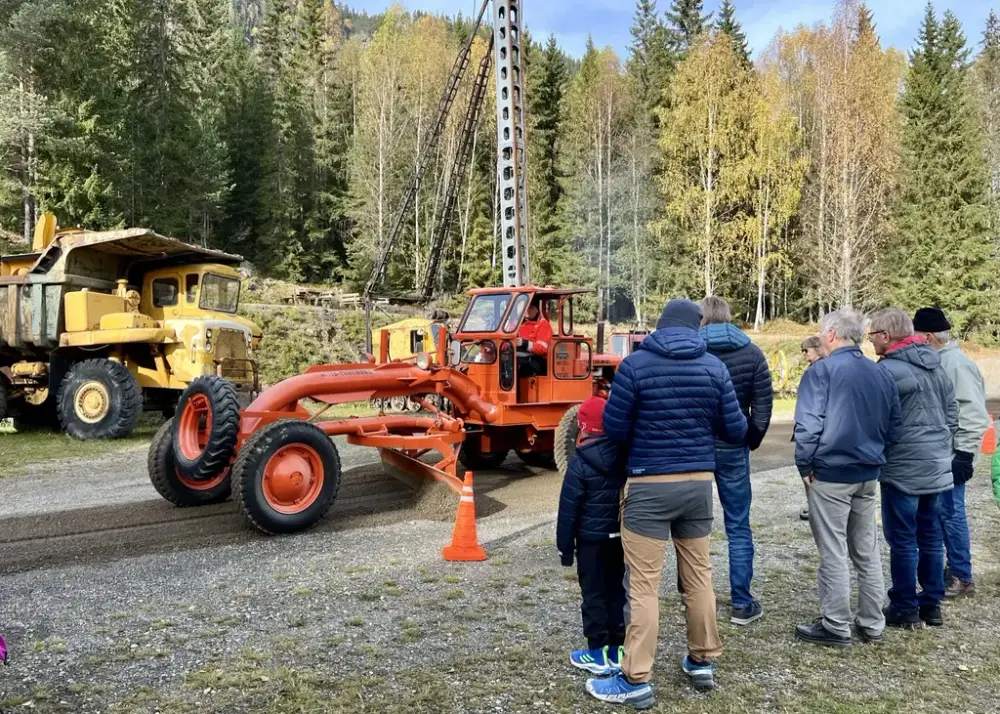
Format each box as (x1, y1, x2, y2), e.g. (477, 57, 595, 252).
(913, 307, 991, 598)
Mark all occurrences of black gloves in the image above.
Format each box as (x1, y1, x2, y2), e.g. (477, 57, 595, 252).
(952, 450, 975, 485)
(560, 551, 574, 567)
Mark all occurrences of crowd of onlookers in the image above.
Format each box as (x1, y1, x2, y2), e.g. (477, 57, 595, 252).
(557, 298, 989, 708)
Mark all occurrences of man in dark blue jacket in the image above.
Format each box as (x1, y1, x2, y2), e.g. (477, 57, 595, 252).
(557, 397, 627, 678)
(586, 299, 746, 707)
(794, 308, 900, 648)
(699, 296, 773, 626)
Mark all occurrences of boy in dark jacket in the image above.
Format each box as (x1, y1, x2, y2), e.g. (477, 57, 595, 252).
(557, 396, 627, 677)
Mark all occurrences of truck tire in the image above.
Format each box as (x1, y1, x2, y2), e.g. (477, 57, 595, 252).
(554, 405, 581, 477)
(148, 419, 232, 506)
(458, 433, 509, 470)
(58, 359, 143, 439)
(172, 376, 240, 481)
(233, 420, 341, 535)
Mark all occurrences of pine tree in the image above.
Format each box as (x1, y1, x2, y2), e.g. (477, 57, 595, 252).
(891, 4, 996, 333)
(716, 0, 750, 66)
(628, 0, 673, 115)
(975, 9, 1000, 229)
(855, 3, 877, 43)
(666, 0, 712, 55)
(531, 35, 567, 247)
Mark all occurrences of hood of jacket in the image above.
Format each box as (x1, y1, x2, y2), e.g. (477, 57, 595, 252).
(699, 323, 751, 353)
(884, 341, 942, 372)
(576, 435, 622, 475)
(640, 327, 707, 361)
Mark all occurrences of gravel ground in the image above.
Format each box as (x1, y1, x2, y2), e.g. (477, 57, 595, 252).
(1, 424, 999, 713)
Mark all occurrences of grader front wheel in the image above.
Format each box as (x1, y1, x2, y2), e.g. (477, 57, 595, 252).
(233, 420, 342, 535)
(147, 419, 232, 506)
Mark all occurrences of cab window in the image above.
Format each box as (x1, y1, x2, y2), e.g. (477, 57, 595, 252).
(185, 274, 199, 303)
(461, 293, 511, 332)
(502, 294, 530, 333)
(199, 273, 240, 314)
(152, 278, 179, 307)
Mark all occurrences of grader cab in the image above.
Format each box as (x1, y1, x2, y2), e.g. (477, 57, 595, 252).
(147, 286, 621, 536)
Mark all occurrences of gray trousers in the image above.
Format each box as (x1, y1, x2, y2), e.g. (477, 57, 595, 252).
(807, 479, 886, 637)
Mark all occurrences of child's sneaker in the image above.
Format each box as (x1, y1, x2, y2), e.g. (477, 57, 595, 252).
(570, 646, 613, 675)
(607, 645, 625, 672)
(681, 655, 716, 692)
(586, 672, 655, 709)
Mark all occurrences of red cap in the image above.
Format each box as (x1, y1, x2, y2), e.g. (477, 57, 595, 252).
(578, 397, 607, 435)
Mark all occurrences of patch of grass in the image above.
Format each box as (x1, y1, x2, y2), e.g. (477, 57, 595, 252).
(517, 575, 534, 586)
(150, 620, 172, 631)
(292, 586, 313, 596)
(444, 589, 464, 601)
(443, 575, 460, 584)
(346, 617, 365, 627)
(345, 566, 371, 575)
(421, 574, 439, 584)
(0, 415, 161, 477)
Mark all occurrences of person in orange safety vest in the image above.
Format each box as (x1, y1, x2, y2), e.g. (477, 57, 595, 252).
(518, 304, 552, 356)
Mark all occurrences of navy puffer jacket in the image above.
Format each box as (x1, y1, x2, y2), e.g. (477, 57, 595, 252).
(556, 436, 626, 565)
(700, 323, 774, 450)
(603, 327, 748, 476)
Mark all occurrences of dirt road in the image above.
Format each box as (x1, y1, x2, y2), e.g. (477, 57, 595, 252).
(10, 420, 999, 714)
(0, 422, 795, 575)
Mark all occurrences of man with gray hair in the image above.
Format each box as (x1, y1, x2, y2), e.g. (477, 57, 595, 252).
(870, 308, 957, 629)
(913, 307, 990, 599)
(794, 308, 900, 647)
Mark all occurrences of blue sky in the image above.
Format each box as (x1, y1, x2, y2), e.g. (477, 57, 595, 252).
(348, 1, 999, 59)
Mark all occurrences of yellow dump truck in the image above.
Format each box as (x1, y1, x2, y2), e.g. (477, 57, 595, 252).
(0, 214, 261, 439)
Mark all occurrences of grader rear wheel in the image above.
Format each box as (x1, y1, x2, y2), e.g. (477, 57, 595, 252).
(554, 405, 581, 477)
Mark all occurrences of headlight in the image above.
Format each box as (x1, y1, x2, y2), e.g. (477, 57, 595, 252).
(206, 329, 213, 339)
(205, 341, 212, 352)
(416, 352, 432, 370)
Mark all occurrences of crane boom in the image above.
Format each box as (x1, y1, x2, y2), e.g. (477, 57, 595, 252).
(493, 0, 529, 287)
(420, 35, 494, 301)
(363, 0, 491, 301)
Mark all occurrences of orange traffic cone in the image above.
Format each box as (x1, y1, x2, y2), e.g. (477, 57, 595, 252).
(442, 470, 487, 562)
(981, 415, 996, 455)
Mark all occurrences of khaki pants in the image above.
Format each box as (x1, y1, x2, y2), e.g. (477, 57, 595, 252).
(621, 526, 722, 683)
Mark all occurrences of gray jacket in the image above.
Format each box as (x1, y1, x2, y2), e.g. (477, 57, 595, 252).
(878, 341, 958, 495)
(938, 342, 991, 456)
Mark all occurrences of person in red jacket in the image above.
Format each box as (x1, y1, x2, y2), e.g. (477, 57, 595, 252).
(518, 303, 552, 376)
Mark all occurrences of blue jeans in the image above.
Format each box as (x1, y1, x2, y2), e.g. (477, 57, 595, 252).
(940, 482, 973, 582)
(714, 447, 754, 608)
(880, 482, 945, 613)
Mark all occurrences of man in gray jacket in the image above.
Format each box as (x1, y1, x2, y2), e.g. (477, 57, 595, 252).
(870, 308, 958, 629)
(913, 307, 990, 599)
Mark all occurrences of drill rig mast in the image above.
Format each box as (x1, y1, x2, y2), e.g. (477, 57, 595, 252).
(363, 0, 531, 303)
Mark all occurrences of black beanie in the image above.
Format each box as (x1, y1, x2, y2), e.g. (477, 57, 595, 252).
(912, 307, 951, 333)
(656, 299, 702, 330)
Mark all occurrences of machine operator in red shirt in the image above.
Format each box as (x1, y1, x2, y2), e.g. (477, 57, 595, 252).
(517, 303, 552, 376)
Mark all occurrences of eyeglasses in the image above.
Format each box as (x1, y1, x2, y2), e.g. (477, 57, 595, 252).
(868, 330, 887, 341)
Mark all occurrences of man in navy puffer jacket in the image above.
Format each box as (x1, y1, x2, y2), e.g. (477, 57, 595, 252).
(698, 296, 773, 627)
(557, 397, 627, 678)
(587, 299, 746, 707)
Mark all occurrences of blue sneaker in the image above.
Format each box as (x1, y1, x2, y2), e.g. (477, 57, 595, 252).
(586, 672, 655, 709)
(681, 655, 716, 692)
(570, 646, 613, 675)
(607, 645, 624, 672)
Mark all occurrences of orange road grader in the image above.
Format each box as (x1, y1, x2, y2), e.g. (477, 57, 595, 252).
(147, 286, 622, 534)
